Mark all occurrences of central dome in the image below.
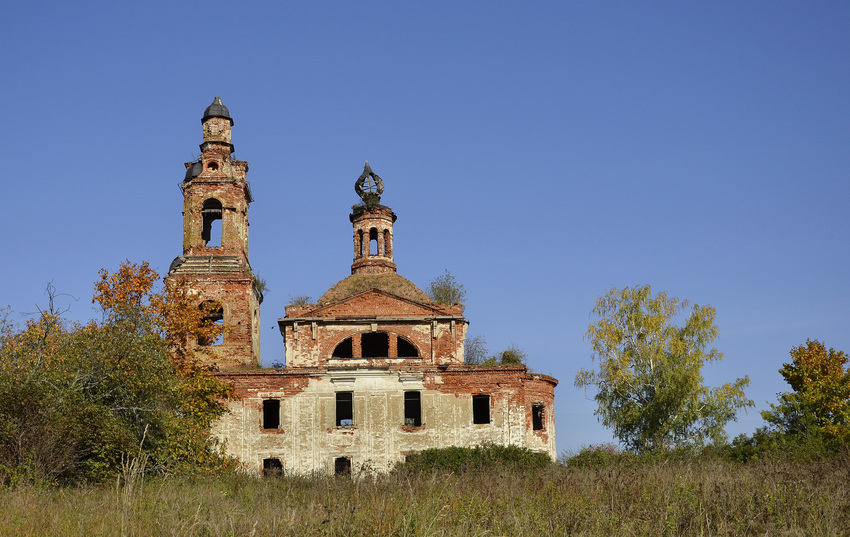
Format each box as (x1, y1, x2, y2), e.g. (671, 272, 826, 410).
(317, 273, 429, 305)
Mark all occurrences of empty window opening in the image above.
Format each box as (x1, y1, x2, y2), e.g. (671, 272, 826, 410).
(334, 456, 352, 477)
(404, 391, 422, 427)
(198, 301, 224, 346)
(361, 332, 389, 357)
(532, 404, 544, 431)
(332, 337, 353, 358)
(208, 161, 219, 171)
(472, 394, 491, 424)
(336, 392, 353, 426)
(357, 229, 364, 257)
(383, 229, 392, 257)
(369, 227, 378, 255)
(202, 198, 223, 247)
(396, 336, 419, 358)
(263, 458, 283, 477)
(263, 399, 280, 430)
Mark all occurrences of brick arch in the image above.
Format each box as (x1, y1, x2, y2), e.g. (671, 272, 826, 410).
(330, 331, 420, 359)
(201, 198, 223, 247)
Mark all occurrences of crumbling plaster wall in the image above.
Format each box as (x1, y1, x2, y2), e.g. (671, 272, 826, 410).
(213, 367, 556, 475)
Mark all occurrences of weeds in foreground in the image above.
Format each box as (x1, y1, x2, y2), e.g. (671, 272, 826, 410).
(1, 453, 848, 536)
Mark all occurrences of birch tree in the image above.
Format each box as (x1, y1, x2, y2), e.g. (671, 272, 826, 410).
(575, 285, 752, 453)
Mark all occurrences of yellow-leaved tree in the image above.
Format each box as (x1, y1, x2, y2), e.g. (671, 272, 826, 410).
(0, 261, 237, 486)
(575, 285, 753, 453)
(762, 340, 850, 446)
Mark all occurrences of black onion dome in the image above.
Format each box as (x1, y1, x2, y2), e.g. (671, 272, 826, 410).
(202, 97, 233, 124)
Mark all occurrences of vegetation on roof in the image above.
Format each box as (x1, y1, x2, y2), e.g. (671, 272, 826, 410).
(317, 273, 429, 305)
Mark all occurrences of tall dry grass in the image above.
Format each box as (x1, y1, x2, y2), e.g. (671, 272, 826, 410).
(1, 453, 848, 536)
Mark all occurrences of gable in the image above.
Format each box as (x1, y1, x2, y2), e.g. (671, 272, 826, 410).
(294, 288, 454, 319)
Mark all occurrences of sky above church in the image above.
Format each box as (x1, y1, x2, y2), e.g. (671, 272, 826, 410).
(2, 1, 848, 454)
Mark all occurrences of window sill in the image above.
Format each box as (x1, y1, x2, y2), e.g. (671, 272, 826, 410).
(400, 424, 425, 433)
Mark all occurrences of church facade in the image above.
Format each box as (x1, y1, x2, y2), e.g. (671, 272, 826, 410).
(168, 98, 558, 475)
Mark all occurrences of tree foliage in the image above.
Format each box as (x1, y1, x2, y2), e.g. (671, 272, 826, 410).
(0, 261, 237, 486)
(463, 335, 489, 365)
(762, 340, 850, 446)
(463, 336, 527, 366)
(575, 285, 753, 453)
(481, 344, 527, 366)
(427, 269, 466, 306)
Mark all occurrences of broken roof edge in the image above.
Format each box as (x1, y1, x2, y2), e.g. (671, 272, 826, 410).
(315, 272, 431, 306)
(285, 286, 462, 320)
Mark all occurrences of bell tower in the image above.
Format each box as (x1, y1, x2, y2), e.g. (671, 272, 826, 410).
(350, 162, 397, 275)
(166, 97, 261, 369)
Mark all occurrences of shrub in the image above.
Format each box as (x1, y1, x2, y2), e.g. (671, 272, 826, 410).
(394, 443, 551, 474)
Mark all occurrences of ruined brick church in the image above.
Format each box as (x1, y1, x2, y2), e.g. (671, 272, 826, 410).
(166, 98, 557, 475)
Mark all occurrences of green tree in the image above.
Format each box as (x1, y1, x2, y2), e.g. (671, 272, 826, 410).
(0, 262, 237, 486)
(427, 269, 466, 306)
(481, 344, 527, 366)
(575, 285, 752, 453)
(762, 340, 850, 446)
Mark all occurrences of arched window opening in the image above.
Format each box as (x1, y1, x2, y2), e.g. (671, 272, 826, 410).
(202, 198, 223, 247)
(332, 337, 353, 358)
(356, 230, 364, 257)
(362, 332, 389, 357)
(369, 228, 378, 255)
(383, 229, 392, 257)
(198, 300, 224, 346)
(396, 336, 419, 358)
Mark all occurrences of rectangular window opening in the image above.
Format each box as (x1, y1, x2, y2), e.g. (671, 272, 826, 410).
(532, 404, 544, 431)
(404, 391, 421, 427)
(262, 399, 280, 430)
(472, 394, 490, 424)
(336, 392, 353, 426)
(334, 456, 352, 477)
(263, 458, 282, 477)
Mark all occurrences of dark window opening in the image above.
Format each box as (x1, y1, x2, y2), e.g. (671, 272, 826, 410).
(332, 337, 353, 358)
(201, 198, 223, 247)
(532, 404, 544, 431)
(383, 229, 392, 257)
(357, 229, 364, 256)
(369, 227, 378, 255)
(198, 301, 224, 346)
(263, 399, 280, 430)
(334, 457, 351, 477)
(396, 336, 419, 358)
(336, 392, 353, 426)
(263, 458, 282, 477)
(208, 161, 219, 171)
(472, 394, 490, 424)
(404, 391, 421, 427)
(361, 332, 389, 358)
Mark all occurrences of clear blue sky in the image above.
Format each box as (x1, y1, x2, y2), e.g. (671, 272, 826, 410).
(2, 1, 848, 455)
